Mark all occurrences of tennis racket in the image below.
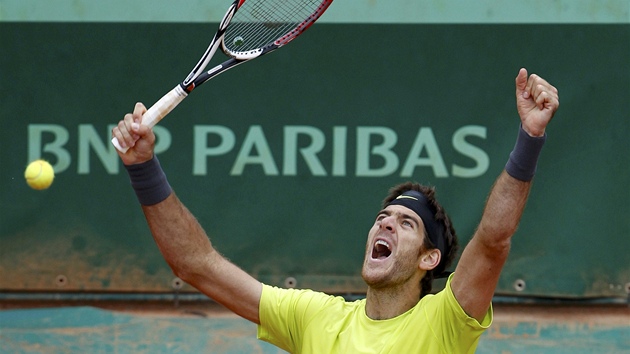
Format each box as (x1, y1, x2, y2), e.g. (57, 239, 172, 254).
(112, 0, 333, 152)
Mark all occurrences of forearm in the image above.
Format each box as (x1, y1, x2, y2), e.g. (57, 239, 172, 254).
(476, 171, 531, 250)
(142, 193, 216, 279)
(476, 124, 545, 249)
(124, 156, 212, 274)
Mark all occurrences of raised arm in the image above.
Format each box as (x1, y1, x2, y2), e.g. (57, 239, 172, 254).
(451, 68, 559, 321)
(112, 103, 262, 324)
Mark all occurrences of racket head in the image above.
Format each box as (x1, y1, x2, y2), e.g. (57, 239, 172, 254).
(222, 0, 333, 59)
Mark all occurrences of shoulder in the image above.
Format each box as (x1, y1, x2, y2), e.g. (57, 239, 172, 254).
(260, 284, 353, 317)
(261, 284, 343, 303)
(420, 274, 493, 329)
(258, 285, 363, 352)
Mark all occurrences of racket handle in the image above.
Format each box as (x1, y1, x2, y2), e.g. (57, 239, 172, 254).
(112, 85, 188, 153)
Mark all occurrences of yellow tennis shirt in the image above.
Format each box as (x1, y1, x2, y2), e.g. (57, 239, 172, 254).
(257, 274, 492, 353)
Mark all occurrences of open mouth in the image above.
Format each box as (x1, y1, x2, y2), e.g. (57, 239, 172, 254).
(371, 239, 392, 260)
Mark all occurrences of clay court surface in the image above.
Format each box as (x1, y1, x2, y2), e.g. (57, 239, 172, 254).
(1, 299, 628, 353)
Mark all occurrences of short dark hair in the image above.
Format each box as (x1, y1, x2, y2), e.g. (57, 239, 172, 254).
(382, 182, 459, 297)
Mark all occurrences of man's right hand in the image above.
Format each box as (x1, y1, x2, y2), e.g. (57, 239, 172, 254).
(112, 102, 156, 165)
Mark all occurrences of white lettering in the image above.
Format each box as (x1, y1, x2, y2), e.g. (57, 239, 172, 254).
(356, 127, 399, 177)
(452, 125, 489, 178)
(231, 126, 279, 176)
(78, 125, 118, 174)
(283, 126, 327, 176)
(332, 126, 347, 177)
(193, 125, 235, 176)
(401, 127, 448, 178)
(28, 124, 71, 173)
(26, 124, 491, 179)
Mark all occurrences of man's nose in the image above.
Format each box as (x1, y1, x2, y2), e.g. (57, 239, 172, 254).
(380, 216, 395, 231)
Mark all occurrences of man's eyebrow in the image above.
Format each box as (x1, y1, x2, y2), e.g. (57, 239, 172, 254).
(376, 209, 391, 218)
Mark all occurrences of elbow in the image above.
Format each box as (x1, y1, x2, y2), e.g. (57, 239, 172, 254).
(168, 248, 218, 287)
(479, 237, 512, 264)
(479, 218, 518, 240)
(489, 237, 512, 257)
(171, 266, 193, 284)
(169, 255, 203, 283)
(476, 223, 515, 257)
(171, 263, 207, 290)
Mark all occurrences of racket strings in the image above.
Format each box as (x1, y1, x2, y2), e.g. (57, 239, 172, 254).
(224, 0, 323, 53)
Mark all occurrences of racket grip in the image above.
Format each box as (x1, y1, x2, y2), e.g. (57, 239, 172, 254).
(112, 85, 188, 153)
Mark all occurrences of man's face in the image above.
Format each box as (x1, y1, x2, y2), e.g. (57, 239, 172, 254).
(361, 204, 427, 288)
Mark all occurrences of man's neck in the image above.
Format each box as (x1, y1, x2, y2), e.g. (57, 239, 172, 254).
(364, 282, 422, 320)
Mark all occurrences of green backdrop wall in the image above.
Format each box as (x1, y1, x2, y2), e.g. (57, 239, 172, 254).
(1, 22, 628, 299)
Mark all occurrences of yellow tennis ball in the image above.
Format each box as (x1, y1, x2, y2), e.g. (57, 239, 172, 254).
(24, 159, 55, 190)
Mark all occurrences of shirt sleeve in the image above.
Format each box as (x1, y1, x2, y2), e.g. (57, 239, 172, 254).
(423, 273, 493, 353)
(257, 284, 336, 353)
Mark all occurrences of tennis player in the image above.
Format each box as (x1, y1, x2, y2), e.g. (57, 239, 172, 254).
(112, 68, 559, 353)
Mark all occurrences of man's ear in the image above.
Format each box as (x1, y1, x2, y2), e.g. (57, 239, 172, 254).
(419, 249, 441, 271)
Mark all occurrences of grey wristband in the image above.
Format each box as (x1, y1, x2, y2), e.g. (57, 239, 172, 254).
(505, 125, 546, 182)
(124, 155, 172, 205)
